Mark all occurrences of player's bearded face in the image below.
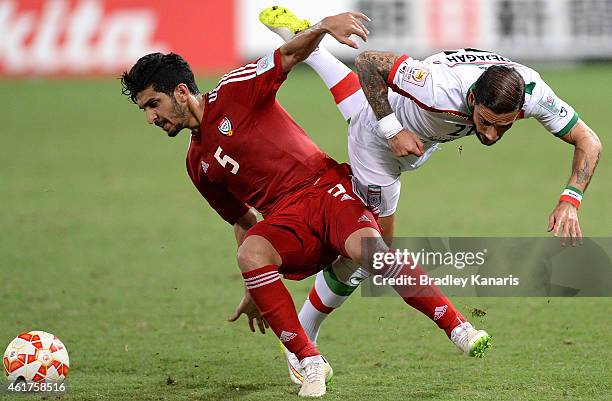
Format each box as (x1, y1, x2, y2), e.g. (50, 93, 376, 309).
(162, 95, 189, 137)
(471, 104, 519, 146)
(136, 87, 189, 138)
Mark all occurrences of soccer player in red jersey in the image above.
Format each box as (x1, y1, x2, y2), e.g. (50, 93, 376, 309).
(121, 11, 473, 397)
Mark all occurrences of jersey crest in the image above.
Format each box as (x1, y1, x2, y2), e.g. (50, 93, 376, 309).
(256, 53, 275, 75)
(218, 117, 234, 136)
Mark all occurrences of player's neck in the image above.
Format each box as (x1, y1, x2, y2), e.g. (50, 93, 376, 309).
(186, 94, 206, 130)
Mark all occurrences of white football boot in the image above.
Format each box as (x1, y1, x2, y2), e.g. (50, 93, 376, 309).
(298, 355, 333, 397)
(281, 342, 305, 385)
(450, 322, 492, 358)
(259, 6, 311, 42)
(281, 343, 333, 385)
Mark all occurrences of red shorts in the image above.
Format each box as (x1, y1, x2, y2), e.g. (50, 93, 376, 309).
(245, 164, 380, 280)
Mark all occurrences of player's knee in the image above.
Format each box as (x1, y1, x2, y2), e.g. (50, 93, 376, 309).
(378, 214, 396, 246)
(236, 235, 281, 272)
(344, 227, 388, 266)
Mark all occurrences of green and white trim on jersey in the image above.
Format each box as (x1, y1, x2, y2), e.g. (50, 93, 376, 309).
(554, 112, 580, 137)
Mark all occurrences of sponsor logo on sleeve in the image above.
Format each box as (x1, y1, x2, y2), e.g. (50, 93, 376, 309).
(201, 161, 209, 173)
(559, 106, 568, 118)
(402, 66, 430, 87)
(217, 116, 234, 136)
(538, 93, 560, 114)
(256, 53, 275, 75)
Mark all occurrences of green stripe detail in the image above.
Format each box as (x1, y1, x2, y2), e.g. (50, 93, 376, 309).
(566, 185, 584, 196)
(525, 82, 536, 95)
(554, 112, 579, 137)
(323, 267, 358, 296)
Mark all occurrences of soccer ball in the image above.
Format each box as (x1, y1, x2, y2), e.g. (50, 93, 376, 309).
(3, 331, 69, 383)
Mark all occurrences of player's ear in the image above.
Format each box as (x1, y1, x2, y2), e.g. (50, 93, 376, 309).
(174, 83, 190, 103)
(468, 91, 475, 108)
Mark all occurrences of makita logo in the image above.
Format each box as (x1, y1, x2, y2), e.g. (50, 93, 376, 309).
(0, 0, 167, 74)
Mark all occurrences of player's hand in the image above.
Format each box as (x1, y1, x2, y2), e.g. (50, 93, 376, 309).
(320, 12, 370, 49)
(548, 201, 583, 246)
(227, 292, 269, 334)
(388, 129, 424, 157)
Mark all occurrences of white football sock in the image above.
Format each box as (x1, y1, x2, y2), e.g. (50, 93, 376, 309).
(304, 47, 366, 121)
(298, 258, 369, 342)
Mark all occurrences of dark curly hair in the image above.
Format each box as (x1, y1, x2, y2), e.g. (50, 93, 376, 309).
(473, 65, 525, 114)
(120, 53, 200, 103)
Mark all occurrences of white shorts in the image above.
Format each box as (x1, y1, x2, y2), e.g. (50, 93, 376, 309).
(346, 97, 441, 217)
(351, 174, 401, 218)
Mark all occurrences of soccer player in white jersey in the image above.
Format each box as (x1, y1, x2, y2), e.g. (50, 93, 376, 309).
(241, 6, 602, 384)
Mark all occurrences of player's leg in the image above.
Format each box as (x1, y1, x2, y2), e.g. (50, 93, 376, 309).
(260, 6, 366, 121)
(236, 235, 320, 362)
(285, 177, 399, 384)
(281, 256, 365, 385)
(297, 213, 394, 344)
(239, 221, 333, 396)
(296, 176, 399, 344)
(343, 228, 492, 357)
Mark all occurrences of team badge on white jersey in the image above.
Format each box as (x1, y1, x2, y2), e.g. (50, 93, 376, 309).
(218, 116, 234, 136)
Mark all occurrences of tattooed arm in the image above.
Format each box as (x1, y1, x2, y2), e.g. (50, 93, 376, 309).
(354, 51, 397, 118)
(548, 120, 602, 243)
(560, 120, 602, 192)
(355, 51, 424, 156)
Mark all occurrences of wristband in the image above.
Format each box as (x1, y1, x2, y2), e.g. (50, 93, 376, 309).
(377, 113, 404, 140)
(559, 185, 583, 208)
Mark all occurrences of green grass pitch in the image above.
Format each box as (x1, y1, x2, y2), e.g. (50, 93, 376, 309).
(1, 64, 611, 400)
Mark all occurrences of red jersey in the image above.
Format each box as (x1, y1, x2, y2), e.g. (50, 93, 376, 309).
(186, 49, 337, 224)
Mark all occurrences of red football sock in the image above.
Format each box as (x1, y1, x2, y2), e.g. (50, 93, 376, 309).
(243, 265, 319, 360)
(381, 255, 466, 337)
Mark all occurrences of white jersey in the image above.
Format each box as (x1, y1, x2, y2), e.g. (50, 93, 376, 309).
(348, 48, 579, 216)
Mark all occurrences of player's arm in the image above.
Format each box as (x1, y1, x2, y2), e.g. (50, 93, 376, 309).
(279, 12, 369, 73)
(548, 120, 602, 243)
(355, 51, 424, 157)
(560, 120, 601, 193)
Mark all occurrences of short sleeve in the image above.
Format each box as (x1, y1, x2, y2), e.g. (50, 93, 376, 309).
(187, 164, 249, 225)
(523, 77, 579, 137)
(211, 48, 287, 109)
(386, 55, 435, 104)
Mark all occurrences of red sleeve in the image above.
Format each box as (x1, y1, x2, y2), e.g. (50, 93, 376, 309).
(187, 165, 250, 225)
(212, 48, 287, 109)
